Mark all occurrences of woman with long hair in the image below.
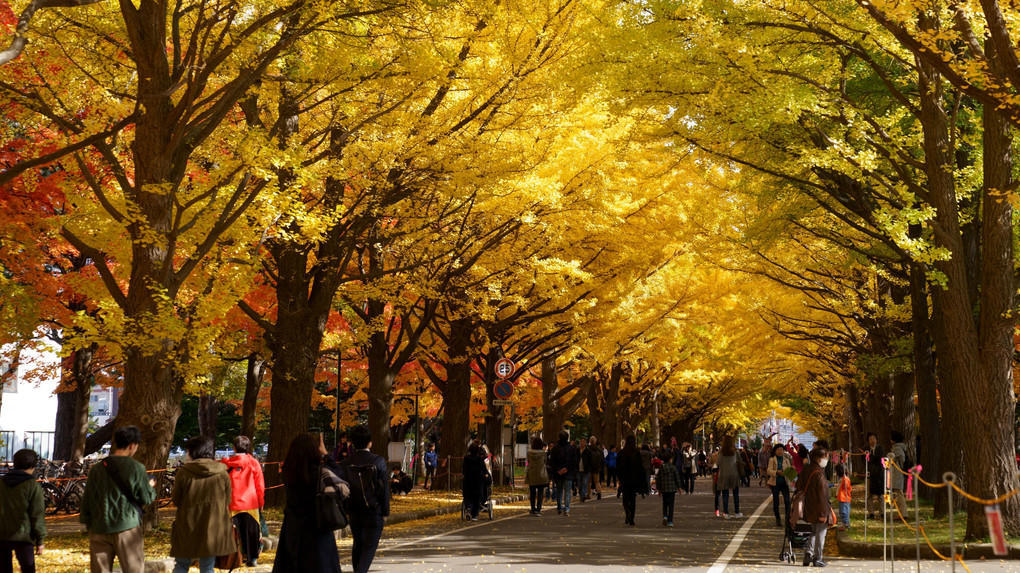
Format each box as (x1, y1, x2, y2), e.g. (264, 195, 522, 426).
(273, 433, 348, 573)
(525, 437, 549, 515)
(616, 435, 646, 526)
(716, 435, 743, 518)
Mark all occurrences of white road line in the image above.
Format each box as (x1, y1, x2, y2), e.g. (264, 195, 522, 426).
(706, 496, 772, 573)
(378, 504, 533, 553)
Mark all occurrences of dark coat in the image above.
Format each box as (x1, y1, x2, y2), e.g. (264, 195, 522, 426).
(616, 447, 647, 494)
(0, 470, 45, 545)
(338, 450, 390, 517)
(272, 460, 343, 573)
(582, 444, 604, 473)
(170, 458, 235, 559)
(462, 454, 490, 500)
(795, 463, 831, 524)
(549, 441, 578, 480)
(866, 444, 886, 495)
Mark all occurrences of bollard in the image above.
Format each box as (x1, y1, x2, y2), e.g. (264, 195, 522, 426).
(914, 466, 921, 573)
(865, 463, 869, 542)
(945, 472, 956, 573)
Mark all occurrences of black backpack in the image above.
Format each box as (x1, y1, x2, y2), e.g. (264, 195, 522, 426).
(345, 463, 381, 512)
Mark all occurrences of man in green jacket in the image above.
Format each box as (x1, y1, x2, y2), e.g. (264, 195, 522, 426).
(81, 426, 157, 573)
(0, 448, 46, 573)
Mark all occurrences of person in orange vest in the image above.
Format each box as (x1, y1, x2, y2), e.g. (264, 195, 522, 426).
(835, 463, 852, 531)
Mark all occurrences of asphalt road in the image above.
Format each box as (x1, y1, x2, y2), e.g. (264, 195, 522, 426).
(366, 478, 1020, 573)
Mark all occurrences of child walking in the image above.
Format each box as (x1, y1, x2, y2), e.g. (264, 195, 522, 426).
(0, 449, 46, 573)
(656, 451, 680, 526)
(835, 464, 852, 530)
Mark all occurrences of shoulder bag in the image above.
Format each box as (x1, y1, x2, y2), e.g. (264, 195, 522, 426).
(316, 465, 348, 530)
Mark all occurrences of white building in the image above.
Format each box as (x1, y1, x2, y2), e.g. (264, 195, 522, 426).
(0, 341, 119, 461)
(0, 340, 61, 460)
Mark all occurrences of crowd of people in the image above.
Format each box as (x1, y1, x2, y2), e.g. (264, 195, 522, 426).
(0, 424, 919, 572)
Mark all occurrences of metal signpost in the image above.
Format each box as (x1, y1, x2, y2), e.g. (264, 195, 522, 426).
(494, 358, 516, 486)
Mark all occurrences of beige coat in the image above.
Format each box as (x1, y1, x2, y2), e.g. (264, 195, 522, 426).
(170, 458, 236, 559)
(766, 452, 794, 487)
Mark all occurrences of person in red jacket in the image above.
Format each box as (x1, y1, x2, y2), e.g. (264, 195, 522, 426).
(221, 436, 266, 567)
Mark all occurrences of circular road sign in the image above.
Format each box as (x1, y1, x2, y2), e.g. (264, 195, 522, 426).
(494, 358, 515, 380)
(494, 380, 514, 400)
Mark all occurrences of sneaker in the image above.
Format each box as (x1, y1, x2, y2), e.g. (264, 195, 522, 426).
(668, 522, 674, 527)
(471, 517, 478, 521)
(557, 509, 562, 514)
(735, 513, 744, 518)
(715, 510, 721, 517)
(663, 516, 668, 526)
(813, 560, 828, 567)
(724, 513, 732, 519)
(597, 492, 602, 500)
(803, 552, 813, 567)
(564, 511, 570, 517)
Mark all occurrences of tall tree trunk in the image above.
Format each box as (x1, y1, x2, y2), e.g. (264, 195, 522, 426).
(918, 47, 1020, 535)
(971, 69, 1020, 535)
(910, 260, 941, 502)
(198, 394, 218, 440)
(241, 354, 265, 440)
(540, 354, 560, 444)
(440, 317, 475, 462)
(53, 354, 77, 461)
(602, 365, 621, 448)
(483, 348, 504, 476)
(366, 321, 396, 460)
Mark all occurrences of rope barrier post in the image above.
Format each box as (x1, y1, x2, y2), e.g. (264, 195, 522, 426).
(913, 467, 921, 573)
(882, 457, 889, 572)
(945, 472, 956, 573)
(864, 455, 869, 543)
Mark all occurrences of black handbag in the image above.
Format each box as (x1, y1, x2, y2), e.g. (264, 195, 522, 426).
(316, 466, 348, 530)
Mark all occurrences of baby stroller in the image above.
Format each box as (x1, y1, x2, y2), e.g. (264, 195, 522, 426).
(461, 479, 494, 520)
(779, 516, 814, 564)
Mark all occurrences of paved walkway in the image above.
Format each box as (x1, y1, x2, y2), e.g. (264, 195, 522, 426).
(365, 478, 1018, 573)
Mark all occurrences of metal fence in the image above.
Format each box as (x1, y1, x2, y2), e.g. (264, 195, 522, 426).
(0, 431, 55, 461)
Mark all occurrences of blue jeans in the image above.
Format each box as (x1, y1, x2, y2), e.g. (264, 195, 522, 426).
(556, 476, 573, 512)
(173, 557, 214, 573)
(721, 487, 740, 514)
(839, 501, 851, 526)
(579, 471, 591, 498)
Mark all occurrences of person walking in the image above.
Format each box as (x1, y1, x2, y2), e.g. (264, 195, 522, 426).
(864, 432, 885, 520)
(679, 443, 696, 494)
(584, 437, 604, 500)
(0, 449, 45, 573)
(423, 444, 438, 490)
(337, 426, 389, 573)
(758, 446, 770, 486)
(462, 443, 490, 520)
(766, 443, 793, 527)
(221, 435, 265, 567)
(639, 445, 654, 495)
(889, 431, 909, 518)
(716, 436, 743, 519)
(81, 426, 157, 573)
(273, 433, 348, 573)
(796, 448, 833, 567)
(656, 450, 680, 526)
(525, 437, 549, 515)
(549, 431, 578, 516)
(170, 436, 234, 573)
(617, 435, 647, 526)
(605, 445, 619, 491)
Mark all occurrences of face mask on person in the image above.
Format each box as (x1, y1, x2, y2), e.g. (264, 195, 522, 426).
(818, 459, 829, 469)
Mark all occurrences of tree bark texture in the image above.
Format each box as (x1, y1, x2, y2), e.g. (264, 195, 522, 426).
(918, 51, 1020, 536)
(241, 354, 265, 440)
(910, 261, 941, 503)
(198, 394, 218, 440)
(439, 317, 475, 462)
